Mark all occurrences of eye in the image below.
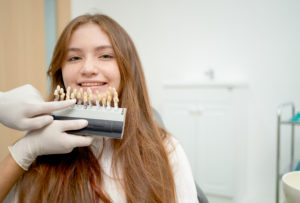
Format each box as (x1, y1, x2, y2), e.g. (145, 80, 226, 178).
(100, 54, 114, 60)
(67, 56, 81, 61)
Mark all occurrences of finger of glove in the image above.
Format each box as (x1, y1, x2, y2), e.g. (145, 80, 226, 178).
(28, 99, 76, 116)
(24, 115, 54, 131)
(66, 134, 94, 148)
(59, 119, 88, 132)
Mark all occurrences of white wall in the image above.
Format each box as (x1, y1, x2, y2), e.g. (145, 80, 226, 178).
(71, 0, 300, 202)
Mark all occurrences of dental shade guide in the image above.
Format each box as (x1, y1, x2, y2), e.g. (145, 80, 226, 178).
(51, 85, 126, 139)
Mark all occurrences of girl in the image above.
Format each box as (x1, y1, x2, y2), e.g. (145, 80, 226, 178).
(4, 14, 197, 202)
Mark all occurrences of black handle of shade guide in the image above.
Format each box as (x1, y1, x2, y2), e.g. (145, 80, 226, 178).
(52, 115, 124, 139)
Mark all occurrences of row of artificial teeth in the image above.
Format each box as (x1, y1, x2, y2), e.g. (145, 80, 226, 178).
(54, 85, 119, 109)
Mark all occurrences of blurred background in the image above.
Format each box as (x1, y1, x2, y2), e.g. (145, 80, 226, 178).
(1, 0, 300, 202)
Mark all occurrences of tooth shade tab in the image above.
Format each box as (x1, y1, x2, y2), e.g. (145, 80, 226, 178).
(83, 95, 88, 103)
(60, 93, 65, 100)
(102, 97, 107, 106)
(97, 94, 101, 101)
(54, 89, 59, 101)
(114, 92, 118, 99)
(87, 88, 92, 95)
(70, 92, 75, 100)
(66, 88, 71, 99)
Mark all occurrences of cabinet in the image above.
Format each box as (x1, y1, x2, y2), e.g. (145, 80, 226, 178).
(276, 102, 299, 203)
(162, 82, 248, 203)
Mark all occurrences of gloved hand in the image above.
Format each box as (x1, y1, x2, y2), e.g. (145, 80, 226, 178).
(0, 84, 76, 131)
(8, 119, 93, 170)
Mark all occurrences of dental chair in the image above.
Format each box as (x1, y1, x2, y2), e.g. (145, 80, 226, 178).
(152, 108, 209, 203)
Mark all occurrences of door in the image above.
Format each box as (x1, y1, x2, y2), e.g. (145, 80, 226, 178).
(0, 0, 46, 160)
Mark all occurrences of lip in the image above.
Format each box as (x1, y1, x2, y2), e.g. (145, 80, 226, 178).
(78, 80, 106, 84)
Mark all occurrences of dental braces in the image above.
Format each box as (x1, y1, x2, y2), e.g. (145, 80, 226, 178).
(52, 85, 126, 139)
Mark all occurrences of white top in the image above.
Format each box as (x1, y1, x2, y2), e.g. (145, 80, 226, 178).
(4, 136, 198, 203)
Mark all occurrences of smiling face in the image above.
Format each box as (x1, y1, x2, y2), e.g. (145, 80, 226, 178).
(61, 23, 121, 97)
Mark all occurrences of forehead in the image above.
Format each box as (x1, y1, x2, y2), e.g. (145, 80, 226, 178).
(68, 23, 111, 48)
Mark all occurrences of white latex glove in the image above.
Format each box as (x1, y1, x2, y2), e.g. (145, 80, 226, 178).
(0, 84, 76, 131)
(8, 119, 93, 170)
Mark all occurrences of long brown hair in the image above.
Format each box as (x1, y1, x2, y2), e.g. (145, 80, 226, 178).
(17, 14, 176, 202)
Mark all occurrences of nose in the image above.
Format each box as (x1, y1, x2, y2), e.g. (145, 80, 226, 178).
(80, 57, 99, 76)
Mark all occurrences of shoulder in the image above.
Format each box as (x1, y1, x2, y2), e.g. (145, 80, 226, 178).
(163, 135, 186, 165)
(163, 136, 191, 173)
(164, 135, 198, 203)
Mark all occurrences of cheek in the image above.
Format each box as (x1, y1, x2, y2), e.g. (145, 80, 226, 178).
(62, 67, 77, 87)
(111, 67, 121, 90)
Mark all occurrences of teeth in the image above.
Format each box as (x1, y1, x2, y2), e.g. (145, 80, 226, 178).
(81, 82, 104, 86)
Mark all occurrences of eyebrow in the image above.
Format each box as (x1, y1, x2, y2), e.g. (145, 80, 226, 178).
(95, 45, 113, 51)
(67, 45, 113, 52)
